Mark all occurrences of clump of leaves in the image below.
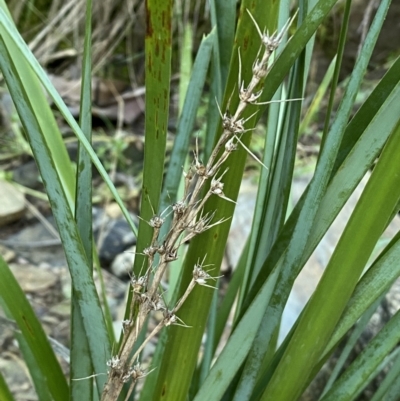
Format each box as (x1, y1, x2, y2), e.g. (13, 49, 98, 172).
(1, 0, 400, 401)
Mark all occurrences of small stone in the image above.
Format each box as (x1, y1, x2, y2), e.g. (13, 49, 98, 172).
(105, 202, 123, 219)
(47, 300, 71, 318)
(0, 244, 16, 263)
(0, 180, 25, 227)
(11, 160, 40, 189)
(0, 357, 35, 400)
(4, 216, 65, 267)
(9, 263, 58, 293)
(93, 208, 137, 265)
(111, 246, 136, 277)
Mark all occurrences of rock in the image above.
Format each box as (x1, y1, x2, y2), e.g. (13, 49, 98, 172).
(1, 206, 137, 269)
(105, 202, 124, 219)
(9, 263, 62, 309)
(9, 263, 58, 293)
(0, 357, 35, 401)
(93, 208, 137, 265)
(4, 216, 65, 267)
(12, 160, 41, 189)
(111, 245, 136, 277)
(0, 180, 25, 226)
(0, 244, 16, 263)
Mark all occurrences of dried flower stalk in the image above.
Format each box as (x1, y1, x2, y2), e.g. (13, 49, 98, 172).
(100, 12, 294, 401)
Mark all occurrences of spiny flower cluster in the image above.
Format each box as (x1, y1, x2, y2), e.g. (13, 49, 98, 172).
(100, 11, 294, 401)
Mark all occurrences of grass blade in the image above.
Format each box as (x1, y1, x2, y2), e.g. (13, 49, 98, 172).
(70, 0, 94, 397)
(299, 55, 336, 134)
(234, 11, 307, 397)
(211, 0, 236, 90)
(324, 231, 400, 359)
(371, 348, 400, 401)
(0, 31, 112, 394)
(192, 268, 281, 401)
(0, 5, 136, 235)
(149, 0, 350, 398)
(131, 0, 172, 276)
(319, 0, 351, 151)
(320, 296, 384, 397)
(235, 0, 388, 397)
(159, 30, 215, 218)
(149, 1, 282, 398)
(242, 54, 400, 314)
(204, 0, 235, 159)
(259, 0, 340, 104)
(0, 371, 15, 401)
(321, 310, 400, 401)
(0, 256, 68, 401)
(262, 113, 400, 400)
(178, 23, 193, 115)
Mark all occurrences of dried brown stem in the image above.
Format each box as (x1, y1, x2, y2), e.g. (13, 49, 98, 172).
(100, 11, 295, 401)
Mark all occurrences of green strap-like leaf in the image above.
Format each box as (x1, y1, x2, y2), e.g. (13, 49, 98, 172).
(149, 1, 283, 399)
(0, 31, 111, 396)
(70, 0, 95, 398)
(192, 267, 281, 401)
(262, 112, 400, 400)
(234, 0, 390, 398)
(131, 0, 172, 277)
(324, 231, 400, 359)
(234, 12, 307, 399)
(211, 0, 236, 90)
(159, 30, 215, 222)
(242, 53, 400, 315)
(321, 310, 400, 401)
(370, 347, 400, 401)
(250, 78, 400, 399)
(319, 0, 352, 152)
(0, 371, 14, 401)
(0, 5, 137, 236)
(0, 257, 69, 401)
(320, 295, 384, 396)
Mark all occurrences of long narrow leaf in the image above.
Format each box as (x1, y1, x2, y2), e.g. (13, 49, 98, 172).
(0, 36, 111, 395)
(159, 30, 215, 219)
(321, 310, 400, 401)
(0, 371, 14, 401)
(320, 296, 385, 397)
(131, 0, 172, 276)
(319, 0, 351, 151)
(240, 1, 391, 398)
(0, 5, 137, 235)
(71, 0, 94, 397)
(324, 230, 400, 359)
(242, 55, 400, 322)
(150, 1, 284, 399)
(192, 267, 281, 401)
(234, 13, 306, 399)
(371, 348, 400, 401)
(262, 111, 400, 400)
(0, 257, 68, 401)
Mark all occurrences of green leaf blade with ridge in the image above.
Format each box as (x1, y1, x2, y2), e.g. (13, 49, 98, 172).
(0, 16, 112, 395)
(0, 256, 69, 401)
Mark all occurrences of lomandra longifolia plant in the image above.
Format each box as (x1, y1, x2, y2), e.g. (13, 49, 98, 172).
(100, 13, 296, 401)
(2, 0, 400, 400)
